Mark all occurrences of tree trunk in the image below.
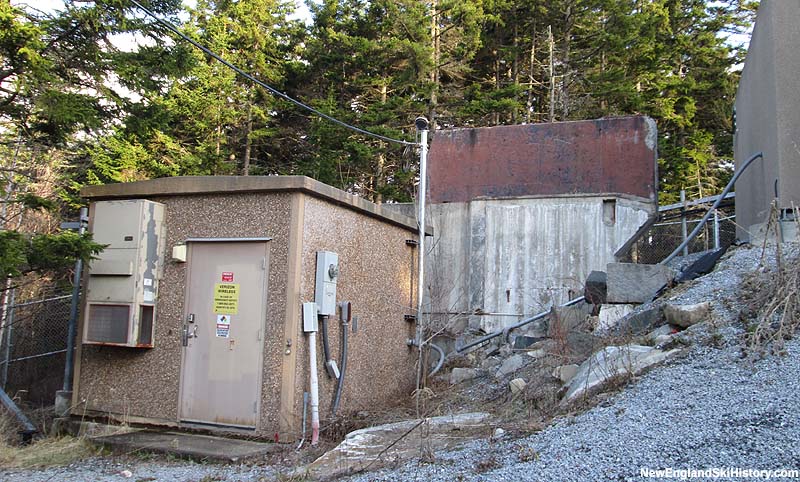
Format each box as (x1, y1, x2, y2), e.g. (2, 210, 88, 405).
(548, 25, 555, 122)
(243, 104, 252, 176)
(429, 0, 439, 128)
(374, 84, 387, 204)
(560, 3, 573, 120)
(526, 26, 535, 124)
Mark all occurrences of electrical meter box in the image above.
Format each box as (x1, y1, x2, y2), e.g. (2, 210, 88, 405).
(82, 200, 166, 347)
(315, 251, 339, 316)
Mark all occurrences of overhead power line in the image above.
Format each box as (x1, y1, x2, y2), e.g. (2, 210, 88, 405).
(127, 0, 418, 147)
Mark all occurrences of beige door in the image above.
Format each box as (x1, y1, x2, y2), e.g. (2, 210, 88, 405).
(179, 241, 268, 429)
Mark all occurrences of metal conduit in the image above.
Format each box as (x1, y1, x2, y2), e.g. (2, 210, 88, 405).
(456, 151, 764, 354)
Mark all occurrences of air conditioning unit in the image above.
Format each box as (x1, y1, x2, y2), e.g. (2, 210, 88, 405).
(82, 200, 165, 347)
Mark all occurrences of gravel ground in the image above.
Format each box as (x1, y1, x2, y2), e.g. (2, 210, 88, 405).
(0, 456, 283, 481)
(348, 340, 800, 481)
(344, 244, 800, 481)
(4, 244, 799, 481)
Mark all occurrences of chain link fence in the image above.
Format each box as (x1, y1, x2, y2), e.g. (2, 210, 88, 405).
(0, 288, 74, 405)
(620, 205, 737, 264)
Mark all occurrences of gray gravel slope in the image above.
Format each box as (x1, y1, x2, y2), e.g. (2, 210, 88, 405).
(350, 341, 800, 481)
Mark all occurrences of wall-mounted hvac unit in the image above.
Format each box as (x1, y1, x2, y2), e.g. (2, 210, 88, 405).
(82, 200, 165, 348)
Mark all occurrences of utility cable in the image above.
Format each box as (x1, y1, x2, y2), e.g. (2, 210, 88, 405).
(127, 0, 418, 147)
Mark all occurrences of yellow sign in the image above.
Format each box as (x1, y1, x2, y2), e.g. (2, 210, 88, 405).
(213, 283, 240, 314)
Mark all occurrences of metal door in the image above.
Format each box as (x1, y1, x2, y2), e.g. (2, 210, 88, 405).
(179, 241, 268, 428)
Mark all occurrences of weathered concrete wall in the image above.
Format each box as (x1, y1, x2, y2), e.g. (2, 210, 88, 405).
(734, 0, 800, 238)
(425, 196, 652, 333)
(428, 116, 658, 204)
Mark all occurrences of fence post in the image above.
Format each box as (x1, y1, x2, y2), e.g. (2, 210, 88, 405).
(1, 288, 16, 390)
(680, 190, 689, 257)
(56, 207, 88, 415)
(713, 209, 720, 250)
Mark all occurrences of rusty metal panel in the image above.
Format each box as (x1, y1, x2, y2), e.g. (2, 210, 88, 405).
(428, 116, 657, 204)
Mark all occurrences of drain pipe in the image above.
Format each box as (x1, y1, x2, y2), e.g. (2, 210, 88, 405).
(331, 302, 351, 415)
(0, 387, 36, 443)
(302, 303, 320, 446)
(456, 151, 765, 355)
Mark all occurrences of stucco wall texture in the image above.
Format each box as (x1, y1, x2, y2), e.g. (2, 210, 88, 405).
(734, 0, 800, 238)
(290, 195, 417, 435)
(74, 180, 419, 439)
(75, 193, 293, 430)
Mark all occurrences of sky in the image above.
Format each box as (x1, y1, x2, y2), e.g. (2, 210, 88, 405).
(14, 0, 314, 52)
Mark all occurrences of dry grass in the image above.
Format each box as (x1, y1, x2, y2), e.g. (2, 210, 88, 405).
(0, 408, 98, 469)
(741, 203, 800, 358)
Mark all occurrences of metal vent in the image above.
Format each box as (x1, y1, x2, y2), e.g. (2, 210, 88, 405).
(138, 305, 154, 346)
(86, 304, 130, 343)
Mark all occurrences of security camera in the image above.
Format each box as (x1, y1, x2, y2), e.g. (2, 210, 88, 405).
(414, 116, 429, 131)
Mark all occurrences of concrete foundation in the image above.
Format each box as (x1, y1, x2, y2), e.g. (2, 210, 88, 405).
(424, 196, 653, 333)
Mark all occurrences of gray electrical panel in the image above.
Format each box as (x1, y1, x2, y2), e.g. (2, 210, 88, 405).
(314, 251, 339, 316)
(83, 200, 165, 347)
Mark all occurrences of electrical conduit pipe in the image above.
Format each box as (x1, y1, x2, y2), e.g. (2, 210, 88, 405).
(308, 330, 320, 445)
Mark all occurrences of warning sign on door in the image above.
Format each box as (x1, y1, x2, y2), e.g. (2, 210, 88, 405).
(221, 272, 234, 282)
(216, 314, 231, 337)
(213, 283, 240, 314)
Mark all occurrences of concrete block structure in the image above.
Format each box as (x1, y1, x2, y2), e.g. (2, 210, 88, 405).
(734, 0, 800, 239)
(72, 176, 421, 441)
(421, 116, 658, 334)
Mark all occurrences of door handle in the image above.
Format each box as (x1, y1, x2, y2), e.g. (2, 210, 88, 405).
(182, 324, 199, 347)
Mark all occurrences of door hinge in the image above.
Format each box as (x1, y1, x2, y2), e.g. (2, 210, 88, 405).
(262, 258, 267, 270)
(253, 401, 257, 413)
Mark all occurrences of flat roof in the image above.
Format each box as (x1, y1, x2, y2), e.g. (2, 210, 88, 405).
(81, 176, 428, 234)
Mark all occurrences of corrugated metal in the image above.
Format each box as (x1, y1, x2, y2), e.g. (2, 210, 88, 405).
(427, 116, 658, 204)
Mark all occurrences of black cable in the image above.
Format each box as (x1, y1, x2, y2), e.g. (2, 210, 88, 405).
(128, 0, 418, 147)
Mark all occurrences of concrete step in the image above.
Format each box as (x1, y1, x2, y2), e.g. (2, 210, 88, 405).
(91, 430, 279, 463)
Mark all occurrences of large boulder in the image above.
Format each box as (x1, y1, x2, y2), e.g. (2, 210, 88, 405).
(663, 302, 711, 328)
(552, 364, 580, 384)
(450, 367, 480, 385)
(562, 344, 681, 403)
(597, 304, 636, 331)
(304, 412, 491, 479)
(606, 263, 675, 303)
(584, 270, 608, 305)
(509, 378, 527, 395)
(495, 354, 526, 378)
(615, 305, 664, 335)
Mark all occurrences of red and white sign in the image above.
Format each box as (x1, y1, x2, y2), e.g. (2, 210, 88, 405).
(221, 272, 234, 282)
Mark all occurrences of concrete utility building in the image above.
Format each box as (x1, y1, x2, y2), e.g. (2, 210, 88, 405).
(71, 176, 421, 440)
(419, 116, 659, 335)
(734, 0, 800, 239)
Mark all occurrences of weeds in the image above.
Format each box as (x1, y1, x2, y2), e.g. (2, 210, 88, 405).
(473, 454, 501, 473)
(0, 435, 97, 469)
(0, 405, 98, 469)
(742, 202, 800, 358)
